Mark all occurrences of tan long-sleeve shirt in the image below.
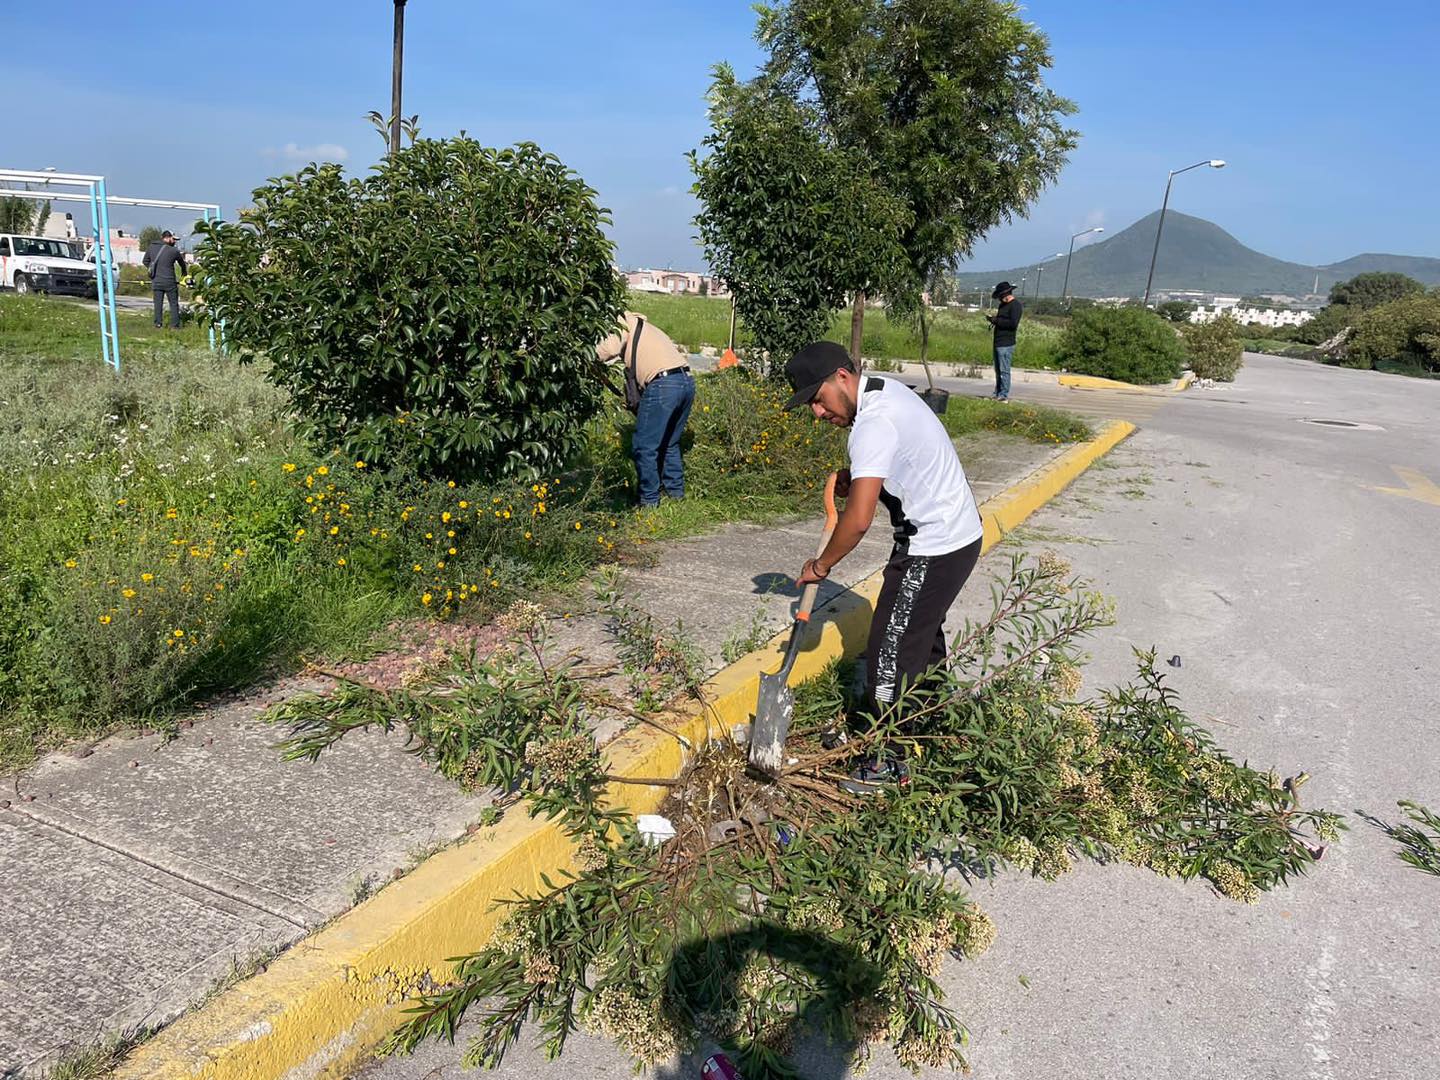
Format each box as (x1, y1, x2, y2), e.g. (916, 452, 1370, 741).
(596, 312, 688, 390)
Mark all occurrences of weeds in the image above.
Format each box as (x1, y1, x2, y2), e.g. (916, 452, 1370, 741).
(39, 1027, 153, 1080)
(721, 607, 776, 664)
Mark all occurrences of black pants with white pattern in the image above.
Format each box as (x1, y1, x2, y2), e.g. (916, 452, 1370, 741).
(865, 535, 983, 726)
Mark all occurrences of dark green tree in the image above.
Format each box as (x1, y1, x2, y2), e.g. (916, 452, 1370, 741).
(194, 137, 624, 480)
(752, 0, 1079, 366)
(1328, 271, 1423, 311)
(1156, 300, 1195, 323)
(137, 225, 164, 254)
(0, 197, 36, 234)
(691, 69, 912, 366)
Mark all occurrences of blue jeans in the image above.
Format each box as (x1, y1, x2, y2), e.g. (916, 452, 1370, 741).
(993, 345, 1014, 399)
(632, 370, 695, 506)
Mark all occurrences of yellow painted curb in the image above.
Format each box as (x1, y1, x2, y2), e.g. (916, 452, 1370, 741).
(1057, 371, 1193, 394)
(115, 419, 1134, 1080)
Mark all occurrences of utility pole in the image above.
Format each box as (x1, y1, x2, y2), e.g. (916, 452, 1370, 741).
(390, 1, 408, 157)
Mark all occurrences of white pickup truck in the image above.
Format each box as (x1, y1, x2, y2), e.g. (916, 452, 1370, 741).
(0, 233, 98, 297)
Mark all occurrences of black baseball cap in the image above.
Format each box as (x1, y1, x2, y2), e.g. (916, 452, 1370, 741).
(784, 341, 853, 410)
(161, 230, 175, 239)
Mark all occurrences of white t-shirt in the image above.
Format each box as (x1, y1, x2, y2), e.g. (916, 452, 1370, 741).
(847, 375, 984, 557)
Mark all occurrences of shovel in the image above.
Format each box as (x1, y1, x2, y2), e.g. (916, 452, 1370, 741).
(748, 472, 839, 777)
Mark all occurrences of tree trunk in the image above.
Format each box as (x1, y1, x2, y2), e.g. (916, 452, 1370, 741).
(849, 291, 865, 367)
(919, 304, 935, 390)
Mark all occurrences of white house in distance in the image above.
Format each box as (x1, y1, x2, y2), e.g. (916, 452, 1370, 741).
(1190, 296, 1314, 328)
(623, 268, 729, 297)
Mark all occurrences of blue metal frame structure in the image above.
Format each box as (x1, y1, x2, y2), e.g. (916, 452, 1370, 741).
(0, 168, 121, 370)
(0, 175, 225, 368)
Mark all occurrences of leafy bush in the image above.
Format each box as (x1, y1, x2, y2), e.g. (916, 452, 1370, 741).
(1182, 314, 1245, 381)
(1156, 300, 1194, 323)
(1328, 271, 1424, 310)
(1293, 302, 1354, 346)
(1058, 305, 1186, 384)
(1345, 292, 1440, 372)
(194, 138, 624, 480)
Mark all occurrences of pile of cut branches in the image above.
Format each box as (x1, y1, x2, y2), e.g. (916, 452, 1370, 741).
(271, 555, 1340, 1077)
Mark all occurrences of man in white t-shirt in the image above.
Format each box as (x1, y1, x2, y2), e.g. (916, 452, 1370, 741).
(787, 341, 985, 791)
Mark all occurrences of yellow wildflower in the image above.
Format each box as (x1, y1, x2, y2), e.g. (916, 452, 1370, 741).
(422, 593, 433, 606)
(122, 588, 136, 599)
(316, 465, 329, 476)
(98, 614, 112, 625)
(354, 460, 366, 469)
(173, 629, 185, 638)
(282, 463, 297, 473)
(141, 572, 154, 582)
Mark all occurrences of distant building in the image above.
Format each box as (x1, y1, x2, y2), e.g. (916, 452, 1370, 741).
(40, 212, 79, 241)
(1190, 300, 1314, 329)
(623, 268, 729, 297)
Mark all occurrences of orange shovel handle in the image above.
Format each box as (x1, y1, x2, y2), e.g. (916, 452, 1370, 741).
(795, 472, 840, 623)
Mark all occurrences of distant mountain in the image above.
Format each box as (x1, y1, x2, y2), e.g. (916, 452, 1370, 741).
(1318, 252, 1440, 283)
(956, 211, 1440, 299)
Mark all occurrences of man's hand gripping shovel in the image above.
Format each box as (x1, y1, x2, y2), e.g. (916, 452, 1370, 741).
(748, 472, 839, 778)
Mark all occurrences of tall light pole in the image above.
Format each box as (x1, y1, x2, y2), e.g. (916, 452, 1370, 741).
(390, 1, 408, 157)
(1061, 228, 1103, 307)
(1143, 158, 1226, 307)
(1032, 251, 1064, 299)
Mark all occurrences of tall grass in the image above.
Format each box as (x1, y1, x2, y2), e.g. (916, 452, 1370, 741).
(0, 293, 1086, 769)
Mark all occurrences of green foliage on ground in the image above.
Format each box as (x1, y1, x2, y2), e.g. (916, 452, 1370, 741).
(1344, 291, 1440, 373)
(1058, 306, 1186, 384)
(942, 396, 1092, 444)
(193, 138, 624, 481)
(1182, 314, 1245, 381)
(1362, 802, 1440, 877)
(281, 555, 1339, 1078)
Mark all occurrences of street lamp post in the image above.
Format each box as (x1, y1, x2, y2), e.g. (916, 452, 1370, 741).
(1061, 228, 1103, 307)
(1032, 251, 1065, 299)
(1142, 159, 1226, 307)
(390, 1, 408, 157)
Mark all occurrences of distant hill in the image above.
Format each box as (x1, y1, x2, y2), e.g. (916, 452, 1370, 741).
(1318, 252, 1440, 284)
(956, 211, 1440, 299)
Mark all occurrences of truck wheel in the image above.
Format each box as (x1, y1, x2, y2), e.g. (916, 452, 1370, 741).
(14, 274, 30, 295)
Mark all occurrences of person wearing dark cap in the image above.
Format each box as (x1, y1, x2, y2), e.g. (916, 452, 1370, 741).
(786, 341, 985, 793)
(985, 281, 1022, 401)
(144, 231, 187, 329)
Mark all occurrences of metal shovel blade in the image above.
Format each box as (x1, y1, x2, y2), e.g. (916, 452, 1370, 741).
(749, 663, 795, 778)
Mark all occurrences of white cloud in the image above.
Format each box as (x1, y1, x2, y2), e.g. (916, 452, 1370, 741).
(261, 142, 350, 164)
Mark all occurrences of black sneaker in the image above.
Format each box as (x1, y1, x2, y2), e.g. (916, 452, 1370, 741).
(839, 756, 910, 796)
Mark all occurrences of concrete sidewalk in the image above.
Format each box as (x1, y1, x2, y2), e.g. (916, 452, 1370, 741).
(0, 420, 1068, 1074)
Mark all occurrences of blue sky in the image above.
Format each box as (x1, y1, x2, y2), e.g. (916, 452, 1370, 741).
(5, 1, 1436, 271)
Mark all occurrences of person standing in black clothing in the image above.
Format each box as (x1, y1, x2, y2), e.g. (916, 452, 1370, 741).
(985, 281, 1022, 401)
(144, 231, 187, 329)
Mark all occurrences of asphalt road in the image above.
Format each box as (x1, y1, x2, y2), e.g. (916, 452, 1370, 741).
(357, 354, 1440, 1080)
